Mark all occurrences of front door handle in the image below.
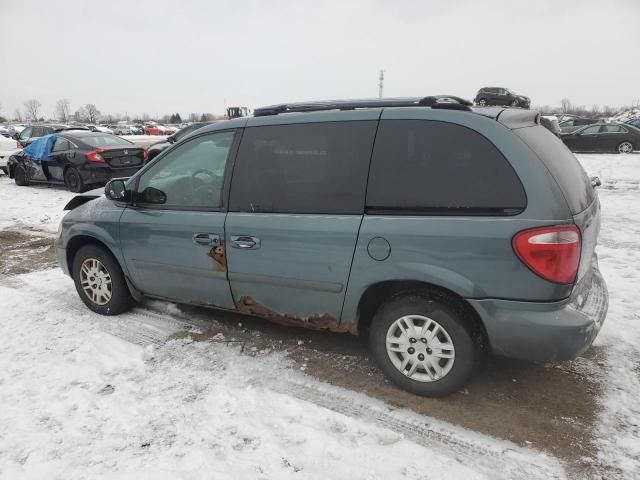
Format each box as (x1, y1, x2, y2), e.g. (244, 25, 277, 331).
(193, 233, 220, 246)
(231, 235, 260, 249)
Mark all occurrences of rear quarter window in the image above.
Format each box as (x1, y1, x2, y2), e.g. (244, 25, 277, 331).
(366, 120, 526, 214)
(514, 125, 595, 214)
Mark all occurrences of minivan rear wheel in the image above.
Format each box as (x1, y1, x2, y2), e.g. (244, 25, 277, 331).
(369, 293, 478, 397)
(617, 141, 634, 154)
(72, 244, 134, 315)
(477, 99, 487, 106)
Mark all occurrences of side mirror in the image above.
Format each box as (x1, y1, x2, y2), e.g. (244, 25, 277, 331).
(105, 178, 131, 202)
(140, 186, 167, 204)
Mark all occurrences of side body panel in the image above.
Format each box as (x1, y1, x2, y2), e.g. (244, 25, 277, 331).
(341, 108, 573, 328)
(119, 208, 235, 309)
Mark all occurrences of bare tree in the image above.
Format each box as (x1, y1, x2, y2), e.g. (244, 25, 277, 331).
(24, 99, 42, 121)
(80, 104, 101, 123)
(188, 112, 199, 122)
(55, 99, 71, 122)
(560, 98, 572, 114)
(14, 108, 23, 122)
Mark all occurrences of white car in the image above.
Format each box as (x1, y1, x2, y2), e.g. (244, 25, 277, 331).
(0, 136, 21, 174)
(0, 125, 10, 137)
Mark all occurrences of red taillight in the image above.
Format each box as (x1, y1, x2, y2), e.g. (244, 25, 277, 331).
(86, 148, 106, 163)
(512, 225, 581, 284)
(16, 141, 21, 148)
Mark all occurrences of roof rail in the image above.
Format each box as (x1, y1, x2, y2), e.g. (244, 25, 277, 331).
(253, 95, 473, 117)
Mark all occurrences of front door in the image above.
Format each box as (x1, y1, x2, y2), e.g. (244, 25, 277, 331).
(225, 118, 378, 326)
(119, 129, 237, 308)
(574, 125, 601, 152)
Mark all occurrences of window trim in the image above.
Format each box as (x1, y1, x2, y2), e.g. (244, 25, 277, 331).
(365, 119, 527, 216)
(130, 128, 240, 213)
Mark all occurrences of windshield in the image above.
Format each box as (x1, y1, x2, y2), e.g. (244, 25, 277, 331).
(78, 135, 134, 148)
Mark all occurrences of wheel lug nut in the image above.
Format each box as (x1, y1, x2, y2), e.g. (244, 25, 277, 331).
(408, 347, 415, 354)
(420, 338, 427, 344)
(418, 353, 425, 361)
(427, 348, 432, 354)
(409, 338, 417, 344)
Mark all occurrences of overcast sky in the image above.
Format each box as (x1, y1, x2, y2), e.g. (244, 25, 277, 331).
(1, 0, 639, 119)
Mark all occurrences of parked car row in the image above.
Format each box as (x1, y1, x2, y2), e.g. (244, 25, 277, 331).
(54, 96, 607, 397)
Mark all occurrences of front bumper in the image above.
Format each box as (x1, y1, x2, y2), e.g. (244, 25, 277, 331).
(468, 265, 608, 362)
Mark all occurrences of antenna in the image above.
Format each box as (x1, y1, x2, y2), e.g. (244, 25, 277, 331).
(378, 69, 385, 99)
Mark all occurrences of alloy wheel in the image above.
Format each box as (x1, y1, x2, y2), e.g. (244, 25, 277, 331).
(618, 142, 633, 154)
(386, 314, 455, 382)
(79, 258, 113, 305)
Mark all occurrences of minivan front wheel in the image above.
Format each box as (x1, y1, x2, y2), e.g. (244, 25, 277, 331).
(72, 244, 134, 315)
(617, 141, 634, 154)
(369, 293, 478, 397)
(477, 99, 487, 106)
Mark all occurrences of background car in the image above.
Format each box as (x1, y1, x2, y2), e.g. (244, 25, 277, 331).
(8, 131, 146, 192)
(146, 121, 215, 162)
(625, 118, 640, 129)
(559, 117, 599, 133)
(15, 124, 67, 147)
(0, 125, 10, 137)
(474, 87, 530, 108)
(561, 123, 639, 153)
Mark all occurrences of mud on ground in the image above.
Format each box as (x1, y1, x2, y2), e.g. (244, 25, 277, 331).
(0, 230, 57, 275)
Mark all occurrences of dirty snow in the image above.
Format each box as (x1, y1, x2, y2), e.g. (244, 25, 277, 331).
(0, 269, 564, 479)
(0, 153, 639, 478)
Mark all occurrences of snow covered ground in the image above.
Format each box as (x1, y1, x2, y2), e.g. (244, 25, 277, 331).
(0, 153, 639, 478)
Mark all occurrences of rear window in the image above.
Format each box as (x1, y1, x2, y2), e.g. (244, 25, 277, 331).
(366, 120, 526, 214)
(78, 135, 133, 148)
(515, 125, 595, 214)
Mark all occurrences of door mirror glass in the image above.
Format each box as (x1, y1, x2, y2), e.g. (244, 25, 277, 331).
(105, 178, 131, 202)
(139, 186, 167, 204)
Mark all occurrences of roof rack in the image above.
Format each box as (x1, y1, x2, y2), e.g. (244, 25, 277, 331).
(253, 95, 473, 117)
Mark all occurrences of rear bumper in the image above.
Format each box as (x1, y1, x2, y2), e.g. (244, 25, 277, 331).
(468, 264, 608, 362)
(81, 166, 141, 186)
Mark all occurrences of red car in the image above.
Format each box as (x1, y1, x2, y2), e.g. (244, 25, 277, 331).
(143, 124, 172, 136)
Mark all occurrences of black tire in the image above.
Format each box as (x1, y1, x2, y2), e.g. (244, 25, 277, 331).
(477, 98, 488, 106)
(14, 165, 29, 186)
(369, 292, 479, 397)
(72, 244, 134, 315)
(64, 167, 85, 193)
(0, 166, 7, 175)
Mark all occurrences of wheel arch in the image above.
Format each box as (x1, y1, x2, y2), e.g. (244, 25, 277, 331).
(355, 279, 489, 347)
(66, 235, 121, 277)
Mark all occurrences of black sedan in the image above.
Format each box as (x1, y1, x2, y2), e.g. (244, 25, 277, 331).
(146, 121, 214, 162)
(8, 131, 146, 192)
(560, 123, 640, 154)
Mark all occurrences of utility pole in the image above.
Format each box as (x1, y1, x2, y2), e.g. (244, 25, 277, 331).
(378, 69, 385, 99)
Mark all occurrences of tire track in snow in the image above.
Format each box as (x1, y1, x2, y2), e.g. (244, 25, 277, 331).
(87, 301, 566, 479)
